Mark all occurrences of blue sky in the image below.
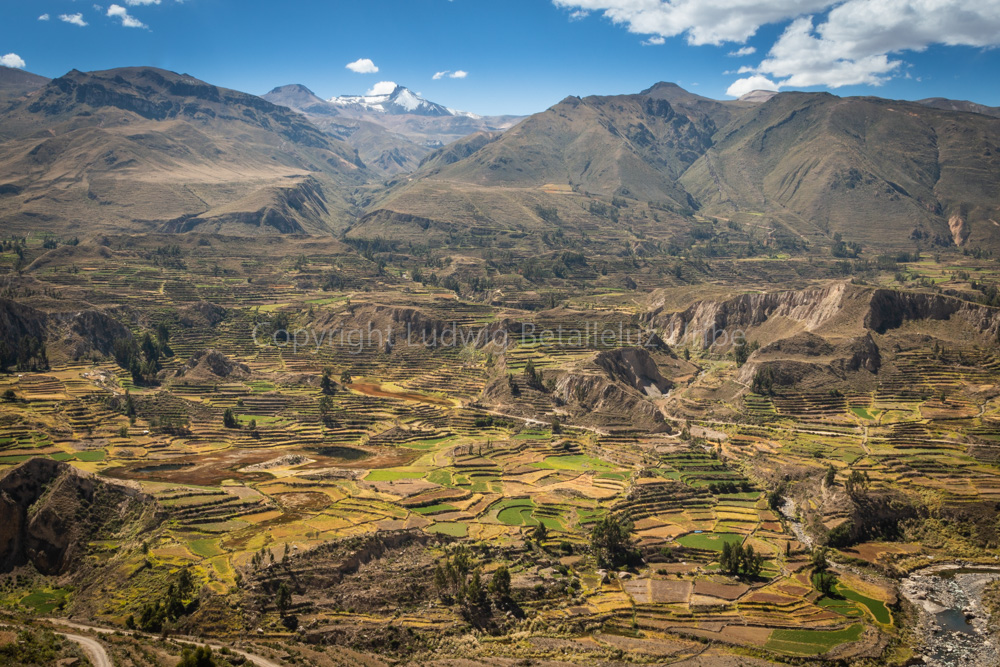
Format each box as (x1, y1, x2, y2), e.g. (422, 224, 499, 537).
(2, 0, 999, 116)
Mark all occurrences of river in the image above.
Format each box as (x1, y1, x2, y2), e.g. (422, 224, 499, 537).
(901, 564, 1000, 666)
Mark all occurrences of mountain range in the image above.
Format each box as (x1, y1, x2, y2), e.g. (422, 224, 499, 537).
(263, 82, 522, 174)
(1, 65, 998, 251)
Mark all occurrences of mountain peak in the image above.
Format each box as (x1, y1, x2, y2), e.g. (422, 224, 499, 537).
(738, 89, 779, 104)
(268, 83, 318, 97)
(328, 83, 472, 118)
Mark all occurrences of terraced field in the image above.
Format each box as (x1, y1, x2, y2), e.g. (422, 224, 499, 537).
(3, 234, 1000, 665)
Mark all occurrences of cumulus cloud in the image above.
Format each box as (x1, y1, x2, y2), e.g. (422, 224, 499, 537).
(0, 53, 26, 69)
(366, 81, 398, 96)
(38, 13, 50, 21)
(59, 13, 88, 27)
(642, 36, 666, 45)
(554, 0, 1000, 94)
(725, 74, 780, 97)
(552, 0, 831, 46)
(107, 4, 147, 28)
(729, 46, 756, 56)
(432, 70, 468, 79)
(346, 58, 379, 74)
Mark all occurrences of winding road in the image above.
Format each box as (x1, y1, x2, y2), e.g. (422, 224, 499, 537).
(45, 619, 284, 667)
(57, 631, 112, 667)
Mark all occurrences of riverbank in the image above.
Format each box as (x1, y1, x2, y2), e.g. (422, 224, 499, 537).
(901, 564, 1000, 666)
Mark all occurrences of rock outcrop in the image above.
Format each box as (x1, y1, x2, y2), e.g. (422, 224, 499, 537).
(175, 349, 250, 381)
(648, 283, 1000, 350)
(0, 459, 157, 575)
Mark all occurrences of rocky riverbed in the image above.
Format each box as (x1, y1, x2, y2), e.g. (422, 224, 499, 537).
(901, 564, 1000, 666)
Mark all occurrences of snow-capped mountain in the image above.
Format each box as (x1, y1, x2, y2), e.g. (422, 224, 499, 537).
(328, 81, 480, 118)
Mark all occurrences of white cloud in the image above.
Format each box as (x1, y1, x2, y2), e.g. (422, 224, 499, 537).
(346, 58, 379, 74)
(433, 70, 468, 79)
(642, 36, 666, 45)
(59, 13, 88, 27)
(569, 9, 589, 20)
(432, 71, 447, 80)
(366, 81, 398, 96)
(555, 0, 1000, 93)
(124, 0, 161, 4)
(725, 74, 780, 97)
(38, 13, 50, 21)
(107, 4, 147, 28)
(0, 53, 26, 69)
(729, 45, 756, 56)
(552, 0, 831, 46)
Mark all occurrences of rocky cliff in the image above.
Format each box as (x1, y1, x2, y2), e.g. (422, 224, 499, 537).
(0, 459, 158, 575)
(648, 283, 1000, 350)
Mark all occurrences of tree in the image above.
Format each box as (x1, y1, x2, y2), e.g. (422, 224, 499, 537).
(489, 565, 511, 603)
(434, 562, 449, 600)
(340, 370, 353, 385)
(551, 417, 562, 435)
(222, 407, 238, 429)
(533, 522, 548, 542)
(720, 540, 764, 578)
(178, 646, 216, 667)
(751, 366, 775, 394)
(844, 470, 870, 498)
(766, 482, 786, 511)
(811, 546, 829, 572)
(590, 514, 636, 569)
(813, 571, 838, 596)
(524, 359, 544, 390)
(741, 543, 763, 578)
(825, 465, 836, 487)
(733, 339, 759, 367)
(276, 582, 292, 616)
(320, 367, 335, 395)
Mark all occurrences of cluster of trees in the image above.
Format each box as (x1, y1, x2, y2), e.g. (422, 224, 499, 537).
(831, 233, 862, 259)
(534, 205, 559, 223)
(845, 470, 870, 498)
(707, 480, 753, 494)
(126, 568, 197, 633)
(590, 514, 638, 569)
(0, 336, 49, 373)
(719, 540, 763, 579)
(732, 339, 760, 367)
(113, 324, 172, 385)
(147, 244, 186, 269)
(433, 546, 514, 623)
(473, 415, 514, 429)
(320, 367, 350, 394)
(810, 547, 838, 596)
(522, 359, 546, 391)
(177, 646, 218, 667)
(751, 366, 775, 394)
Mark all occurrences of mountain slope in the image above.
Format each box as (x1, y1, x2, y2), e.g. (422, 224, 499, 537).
(0, 65, 49, 106)
(364, 82, 1000, 252)
(681, 92, 1000, 249)
(917, 97, 1000, 119)
(0, 67, 370, 236)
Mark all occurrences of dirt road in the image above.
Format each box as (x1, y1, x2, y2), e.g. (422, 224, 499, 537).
(46, 619, 284, 667)
(57, 632, 112, 667)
